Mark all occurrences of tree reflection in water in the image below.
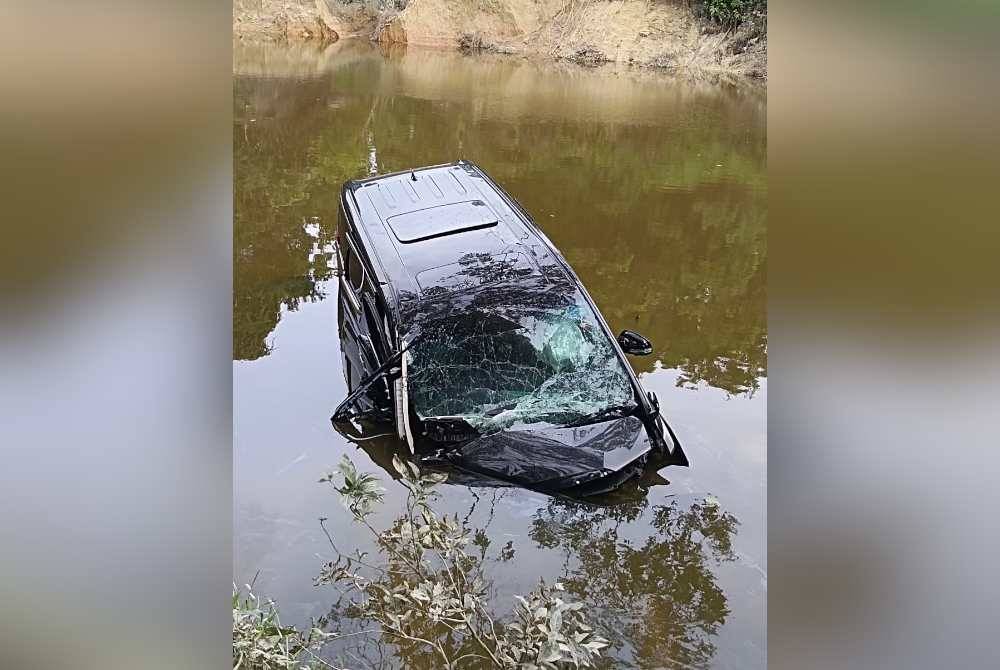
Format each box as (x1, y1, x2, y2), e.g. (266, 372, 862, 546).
(323, 427, 736, 669)
(530, 495, 739, 669)
(233, 45, 766, 397)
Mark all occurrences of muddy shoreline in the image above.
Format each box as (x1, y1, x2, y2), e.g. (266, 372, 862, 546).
(233, 0, 766, 79)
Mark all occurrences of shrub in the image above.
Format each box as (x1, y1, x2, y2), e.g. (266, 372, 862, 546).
(568, 45, 608, 67)
(233, 584, 339, 669)
(234, 456, 610, 668)
(316, 455, 610, 668)
(698, 0, 766, 29)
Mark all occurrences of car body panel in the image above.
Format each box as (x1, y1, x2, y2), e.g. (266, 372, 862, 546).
(449, 415, 652, 490)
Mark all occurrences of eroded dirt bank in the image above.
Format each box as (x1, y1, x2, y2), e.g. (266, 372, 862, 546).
(234, 0, 766, 79)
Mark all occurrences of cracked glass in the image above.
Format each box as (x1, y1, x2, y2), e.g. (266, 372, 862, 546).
(407, 285, 636, 433)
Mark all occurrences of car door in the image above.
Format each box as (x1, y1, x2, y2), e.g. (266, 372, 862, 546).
(337, 216, 391, 414)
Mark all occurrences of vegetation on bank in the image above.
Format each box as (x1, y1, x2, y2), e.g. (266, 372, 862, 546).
(697, 0, 767, 28)
(233, 450, 743, 668)
(234, 0, 768, 34)
(234, 584, 342, 669)
(235, 0, 766, 78)
(331, 0, 768, 29)
(233, 457, 609, 668)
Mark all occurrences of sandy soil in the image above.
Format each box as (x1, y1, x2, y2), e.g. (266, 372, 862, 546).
(233, 0, 373, 42)
(233, 0, 766, 79)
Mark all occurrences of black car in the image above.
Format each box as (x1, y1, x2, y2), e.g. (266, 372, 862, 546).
(332, 160, 687, 495)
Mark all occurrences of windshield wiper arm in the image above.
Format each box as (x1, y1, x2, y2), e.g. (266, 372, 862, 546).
(566, 404, 635, 427)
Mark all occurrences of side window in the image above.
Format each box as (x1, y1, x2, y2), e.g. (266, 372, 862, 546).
(339, 203, 365, 294)
(346, 241, 364, 292)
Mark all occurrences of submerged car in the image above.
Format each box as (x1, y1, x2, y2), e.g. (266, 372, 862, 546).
(332, 160, 687, 495)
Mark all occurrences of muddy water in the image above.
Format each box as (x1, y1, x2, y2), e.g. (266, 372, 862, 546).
(234, 39, 765, 669)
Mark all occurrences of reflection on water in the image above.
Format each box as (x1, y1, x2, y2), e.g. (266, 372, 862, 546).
(234, 39, 765, 669)
(531, 497, 738, 669)
(234, 40, 765, 394)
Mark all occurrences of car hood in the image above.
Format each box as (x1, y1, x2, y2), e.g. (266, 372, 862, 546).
(445, 415, 652, 490)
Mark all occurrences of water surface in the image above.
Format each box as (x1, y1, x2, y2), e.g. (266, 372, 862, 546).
(234, 39, 765, 669)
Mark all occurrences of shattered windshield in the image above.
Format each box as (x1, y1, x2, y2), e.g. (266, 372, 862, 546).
(407, 285, 636, 433)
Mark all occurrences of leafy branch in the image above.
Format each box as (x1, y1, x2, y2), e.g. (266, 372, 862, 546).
(317, 455, 609, 668)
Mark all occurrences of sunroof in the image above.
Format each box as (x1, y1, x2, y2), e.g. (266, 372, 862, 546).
(386, 200, 498, 243)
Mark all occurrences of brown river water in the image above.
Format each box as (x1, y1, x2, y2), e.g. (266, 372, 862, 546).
(234, 39, 765, 669)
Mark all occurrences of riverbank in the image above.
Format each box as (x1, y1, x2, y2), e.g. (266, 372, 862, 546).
(233, 0, 766, 79)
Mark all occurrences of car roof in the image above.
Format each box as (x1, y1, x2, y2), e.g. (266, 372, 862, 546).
(345, 161, 573, 318)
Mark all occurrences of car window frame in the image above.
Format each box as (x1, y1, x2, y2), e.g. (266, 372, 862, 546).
(339, 231, 365, 314)
(342, 223, 395, 366)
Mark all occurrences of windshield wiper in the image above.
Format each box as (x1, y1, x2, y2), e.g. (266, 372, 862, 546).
(423, 416, 482, 443)
(565, 404, 635, 427)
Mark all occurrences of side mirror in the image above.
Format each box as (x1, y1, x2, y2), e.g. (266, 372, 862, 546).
(617, 330, 653, 356)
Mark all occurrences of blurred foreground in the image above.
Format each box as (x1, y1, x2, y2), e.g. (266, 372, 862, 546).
(1, 1, 999, 668)
(769, 3, 1000, 669)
